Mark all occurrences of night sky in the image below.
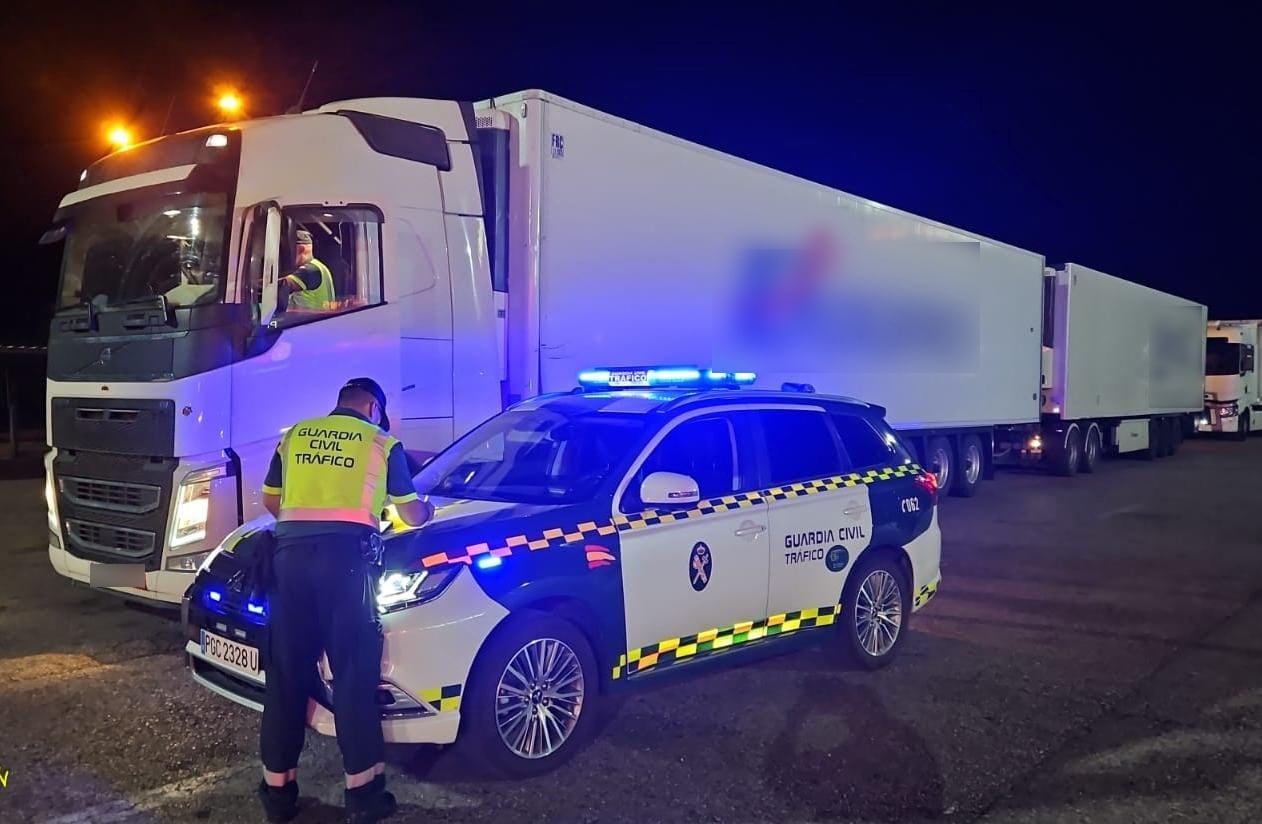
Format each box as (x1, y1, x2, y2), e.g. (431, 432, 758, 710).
(3, 2, 1259, 346)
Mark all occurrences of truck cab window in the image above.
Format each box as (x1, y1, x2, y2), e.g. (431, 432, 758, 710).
(267, 207, 383, 327)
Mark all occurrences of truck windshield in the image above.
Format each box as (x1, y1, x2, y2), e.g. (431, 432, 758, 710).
(1205, 338, 1241, 376)
(416, 409, 647, 504)
(57, 192, 228, 311)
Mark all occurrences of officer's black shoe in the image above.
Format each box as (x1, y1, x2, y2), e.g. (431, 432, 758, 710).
(344, 776, 397, 824)
(257, 780, 300, 823)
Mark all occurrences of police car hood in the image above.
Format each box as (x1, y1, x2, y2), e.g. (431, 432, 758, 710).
(382, 494, 608, 572)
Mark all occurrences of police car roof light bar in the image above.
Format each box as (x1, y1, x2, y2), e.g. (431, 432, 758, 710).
(577, 366, 756, 391)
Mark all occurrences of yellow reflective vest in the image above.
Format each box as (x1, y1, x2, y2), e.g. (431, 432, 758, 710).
(272, 414, 397, 529)
(286, 258, 336, 311)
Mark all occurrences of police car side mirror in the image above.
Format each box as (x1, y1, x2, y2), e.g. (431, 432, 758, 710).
(640, 472, 700, 507)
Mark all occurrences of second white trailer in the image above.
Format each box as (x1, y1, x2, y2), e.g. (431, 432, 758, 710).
(997, 263, 1207, 473)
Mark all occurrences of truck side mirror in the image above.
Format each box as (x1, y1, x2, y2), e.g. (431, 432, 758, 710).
(258, 205, 282, 328)
(1243, 346, 1255, 375)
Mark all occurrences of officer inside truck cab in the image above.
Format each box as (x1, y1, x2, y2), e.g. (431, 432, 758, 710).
(278, 228, 336, 311)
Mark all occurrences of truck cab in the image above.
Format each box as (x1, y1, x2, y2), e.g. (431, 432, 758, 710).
(1200, 320, 1260, 438)
(44, 99, 508, 603)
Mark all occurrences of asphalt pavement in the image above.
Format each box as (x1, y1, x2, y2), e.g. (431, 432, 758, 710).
(1, 438, 1260, 823)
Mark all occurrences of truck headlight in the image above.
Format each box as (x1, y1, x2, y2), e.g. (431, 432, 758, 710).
(170, 466, 226, 549)
(377, 566, 459, 612)
(166, 550, 214, 572)
(45, 471, 58, 531)
(1222, 403, 1239, 418)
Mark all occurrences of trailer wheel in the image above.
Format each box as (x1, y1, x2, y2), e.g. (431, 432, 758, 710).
(951, 434, 983, 498)
(926, 437, 954, 494)
(1052, 425, 1081, 476)
(1171, 418, 1185, 454)
(1080, 423, 1102, 474)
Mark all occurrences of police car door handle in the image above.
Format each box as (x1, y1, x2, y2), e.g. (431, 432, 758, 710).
(734, 522, 766, 538)
(843, 505, 869, 516)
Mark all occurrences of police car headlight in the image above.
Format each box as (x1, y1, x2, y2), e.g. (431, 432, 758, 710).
(377, 567, 459, 612)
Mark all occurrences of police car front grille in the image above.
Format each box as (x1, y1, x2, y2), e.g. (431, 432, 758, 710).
(59, 476, 160, 514)
(65, 519, 155, 559)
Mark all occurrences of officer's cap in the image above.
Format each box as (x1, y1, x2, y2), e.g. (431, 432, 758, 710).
(340, 377, 390, 431)
(295, 229, 313, 245)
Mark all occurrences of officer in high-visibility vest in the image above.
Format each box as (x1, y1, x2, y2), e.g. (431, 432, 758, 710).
(257, 378, 432, 824)
(279, 229, 336, 311)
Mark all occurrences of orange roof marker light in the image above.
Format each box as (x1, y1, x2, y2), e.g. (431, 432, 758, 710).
(105, 124, 133, 151)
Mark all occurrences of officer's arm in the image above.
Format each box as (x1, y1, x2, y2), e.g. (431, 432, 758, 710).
(262, 449, 283, 518)
(386, 443, 434, 527)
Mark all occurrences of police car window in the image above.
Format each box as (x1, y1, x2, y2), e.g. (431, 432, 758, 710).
(415, 409, 645, 504)
(758, 409, 848, 486)
(830, 413, 904, 469)
(267, 207, 384, 328)
(625, 415, 741, 511)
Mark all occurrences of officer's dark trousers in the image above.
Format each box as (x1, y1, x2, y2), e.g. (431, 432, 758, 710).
(260, 534, 384, 776)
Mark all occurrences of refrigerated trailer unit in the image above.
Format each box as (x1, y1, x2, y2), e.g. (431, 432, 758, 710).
(40, 89, 1198, 604)
(995, 264, 1208, 473)
(1200, 319, 1261, 438)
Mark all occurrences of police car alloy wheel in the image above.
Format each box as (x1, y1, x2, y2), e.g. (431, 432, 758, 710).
(840, 553, 911, 669)
(463, 610, 599, 777)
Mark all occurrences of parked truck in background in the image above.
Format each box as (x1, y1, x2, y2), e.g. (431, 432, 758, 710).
(1199, 320, 1260, 439)
(993, 264, 1208, 475)
(40, 90, 1209, 606)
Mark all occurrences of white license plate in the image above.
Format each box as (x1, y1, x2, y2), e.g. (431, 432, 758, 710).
(608, 370, 649, 387)
(200, 629, 260, 678)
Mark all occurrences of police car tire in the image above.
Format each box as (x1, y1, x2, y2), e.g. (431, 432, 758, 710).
(838, 552, 911, 670)
(461, 610, 599, 778)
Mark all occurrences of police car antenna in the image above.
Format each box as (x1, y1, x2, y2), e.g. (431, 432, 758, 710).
(287, 60, 320, 115)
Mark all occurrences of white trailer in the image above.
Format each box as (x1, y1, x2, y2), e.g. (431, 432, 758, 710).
(39, 89, 1200, 604)
(1200, 319, 1261, 438)
(996, 263, 1208, 472)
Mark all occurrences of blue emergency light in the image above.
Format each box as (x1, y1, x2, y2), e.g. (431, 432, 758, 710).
(578, 366, 756, 391)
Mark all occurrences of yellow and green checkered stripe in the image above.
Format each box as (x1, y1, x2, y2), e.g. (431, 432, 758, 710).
(914, 580, 939, 609)
(419, 464, 922, 569)
(611, 604, 842, 680)
(419, 684, 462, 713)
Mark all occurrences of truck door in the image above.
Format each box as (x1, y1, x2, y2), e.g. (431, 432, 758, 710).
(615, 411, 768, 678)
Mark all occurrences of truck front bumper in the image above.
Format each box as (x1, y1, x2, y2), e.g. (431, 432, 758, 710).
(48, 544, 190, 605)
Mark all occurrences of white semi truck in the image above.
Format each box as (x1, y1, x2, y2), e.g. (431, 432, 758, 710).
(1200, 319, 1260, 438)
(42, 90, 1207, 606)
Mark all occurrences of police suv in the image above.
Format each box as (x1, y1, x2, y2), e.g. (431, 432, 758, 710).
(184, 368, 942, 776)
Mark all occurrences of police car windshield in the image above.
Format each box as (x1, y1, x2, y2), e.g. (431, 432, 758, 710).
(416, 408, 646, 504)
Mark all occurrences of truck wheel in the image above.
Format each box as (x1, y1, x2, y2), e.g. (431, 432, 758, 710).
(926, 437, 954, 494)
(1237, 413, 1251, 442)
(1171, 418, 1184, 454)
(1052, 425, 1082, 476)
(951, 434, 983, 498)
(1080, 424, 1102, 473)
(839, 551, 910, 670)
(462, 611, 598, 778)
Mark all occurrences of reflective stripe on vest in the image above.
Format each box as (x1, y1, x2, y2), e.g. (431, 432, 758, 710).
(287, 258, 336, 311)
(276, 415, 396, 528)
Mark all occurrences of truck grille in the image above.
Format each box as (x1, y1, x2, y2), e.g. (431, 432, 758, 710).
(59, 476, 160, 514)
(65, 519, 155, 559)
